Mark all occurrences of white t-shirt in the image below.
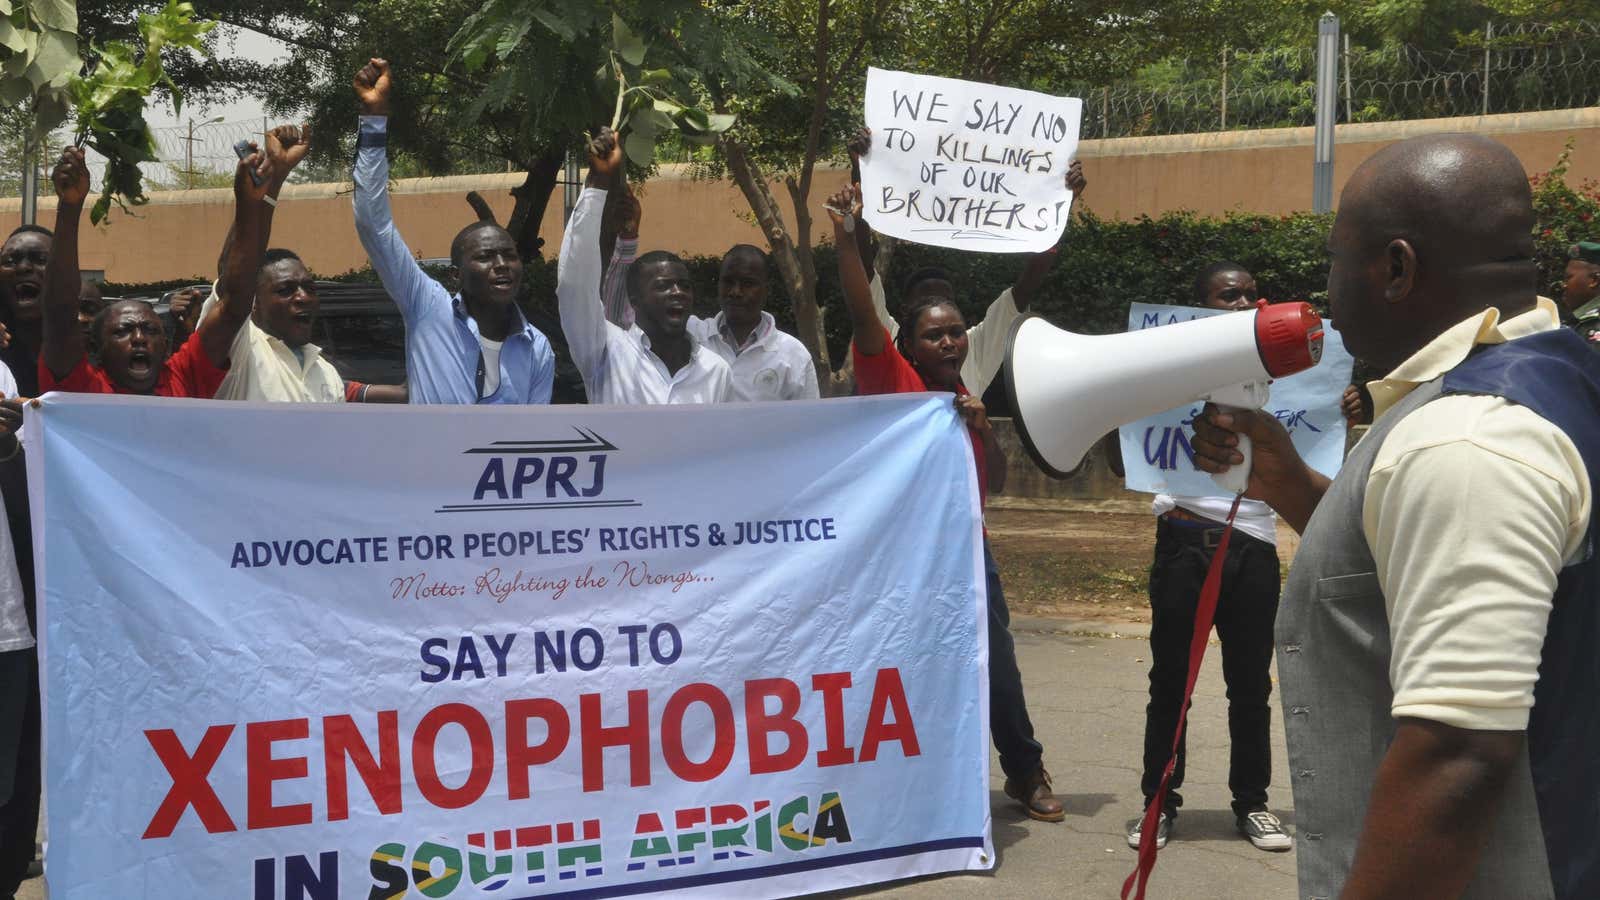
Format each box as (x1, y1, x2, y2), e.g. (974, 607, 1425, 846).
(0, 360, 32, 653)
(479, 335, 504, 398)
(1152, 492, 1278, 546)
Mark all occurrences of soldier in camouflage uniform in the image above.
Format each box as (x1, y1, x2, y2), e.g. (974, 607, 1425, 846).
(1562, 241, 1600, 347)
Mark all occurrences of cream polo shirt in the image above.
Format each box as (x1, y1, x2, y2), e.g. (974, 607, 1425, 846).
(203, 288, 347, 403)
(1362, 298, 1591, 731)
(688, 311, 820, 401)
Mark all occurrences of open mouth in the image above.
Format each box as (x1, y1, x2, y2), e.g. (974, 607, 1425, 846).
(11, 282, 40, 305)
(292, 311, 313, 325)
(126, 352, 153, 377)
(490, 275, 515, 290)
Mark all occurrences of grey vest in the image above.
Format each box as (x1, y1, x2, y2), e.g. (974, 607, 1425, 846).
(1276, 377, 1554, 900)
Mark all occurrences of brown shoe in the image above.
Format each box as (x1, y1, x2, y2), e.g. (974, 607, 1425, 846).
(1004, 766, 1065, 822)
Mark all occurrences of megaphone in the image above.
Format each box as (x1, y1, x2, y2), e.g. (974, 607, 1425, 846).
(1003, 302, 1325, 493)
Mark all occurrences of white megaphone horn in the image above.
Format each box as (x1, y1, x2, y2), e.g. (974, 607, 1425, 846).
(1003, 302, 1325, 493)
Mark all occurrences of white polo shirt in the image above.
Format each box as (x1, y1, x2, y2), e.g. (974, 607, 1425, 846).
(203, 288, 347, 403)
(688, 312, 819, 401)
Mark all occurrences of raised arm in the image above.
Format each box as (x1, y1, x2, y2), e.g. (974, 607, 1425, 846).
(40, 148, 91, 380)
(214, 124, 311, 286)
(197, 148, 276, 368)
(600, 185, 640, 328)
(350, 58, 433, 322)
(557, 128, 624, 383)
(826, 183, 883, 355)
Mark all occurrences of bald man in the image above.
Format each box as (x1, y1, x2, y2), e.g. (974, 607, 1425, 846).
(1193, 134, 1600, 899)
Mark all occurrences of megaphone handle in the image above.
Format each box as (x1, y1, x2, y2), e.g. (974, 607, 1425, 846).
(1210, 413, 1252, 495)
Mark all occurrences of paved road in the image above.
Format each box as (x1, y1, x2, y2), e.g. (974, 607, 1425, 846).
(18, 621, 1297, 900)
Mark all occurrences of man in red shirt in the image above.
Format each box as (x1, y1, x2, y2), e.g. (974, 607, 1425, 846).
(39, 146, 271, 397)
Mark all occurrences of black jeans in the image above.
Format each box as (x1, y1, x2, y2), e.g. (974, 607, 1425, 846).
(0, 649, 38, 900)
(1140, 517, 1280, 819)
(986, 540, 1045, 780)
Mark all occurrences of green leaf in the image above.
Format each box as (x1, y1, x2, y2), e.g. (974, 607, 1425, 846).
(0, 1, 13, 17)
(29, 0, 75, 32)
(639, 68, 673, 87)
(612, 13, 645, 66)
(33, 27, 76, 88)
(623, 126, 655, 167)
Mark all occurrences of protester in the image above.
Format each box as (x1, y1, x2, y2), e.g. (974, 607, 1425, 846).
(77, 281, 107, 347)
(1561, 241, 1600, 346)
(1123, 262, 1290, 853)
(0, 371, 33, 900)
(826, 180, 1063, 823)
(557, 129, 733, 404)
(0, 226, 49, 397)
(40, 146, 268, 397)
(599, 189, 818, 401)
(1192, 133, 1599, 899)
(352, 58, 554, 405)
(847, 128, 1086, 397)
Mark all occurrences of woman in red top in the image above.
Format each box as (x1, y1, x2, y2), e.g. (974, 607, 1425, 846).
(826, 184, 1064, 823)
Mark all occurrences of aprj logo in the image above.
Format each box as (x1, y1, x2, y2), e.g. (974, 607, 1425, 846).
(437, 428, 640, 515)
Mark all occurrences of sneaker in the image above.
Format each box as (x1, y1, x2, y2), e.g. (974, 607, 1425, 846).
(1237, 810, 1292, 851)
(1126, 811, 1171, 850)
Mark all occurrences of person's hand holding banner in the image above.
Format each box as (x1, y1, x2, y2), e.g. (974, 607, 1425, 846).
(858, 67, 1082, 253)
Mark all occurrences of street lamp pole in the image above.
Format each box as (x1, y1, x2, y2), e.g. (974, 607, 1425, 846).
(1312, 12, 1340, 214)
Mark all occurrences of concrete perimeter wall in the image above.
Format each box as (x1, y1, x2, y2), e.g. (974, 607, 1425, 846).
(11, 107, 1600, 284)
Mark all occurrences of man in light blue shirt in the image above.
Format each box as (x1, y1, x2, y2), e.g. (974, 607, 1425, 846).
(351, 57, 553, 405)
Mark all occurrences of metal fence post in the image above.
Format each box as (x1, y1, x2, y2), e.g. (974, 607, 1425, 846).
(1482, 21, 1492, 116)
(20, 121, 36, 226)
(1342, 33, 1353, 121)
(1220, 46, 1229, 129)
(1313, 12, 1339, 213)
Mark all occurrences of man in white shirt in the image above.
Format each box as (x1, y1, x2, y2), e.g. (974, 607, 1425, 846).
(1124, 262, 1292, 855)
(1193, 134, 1598, 899)
(557, 129, 733, 405)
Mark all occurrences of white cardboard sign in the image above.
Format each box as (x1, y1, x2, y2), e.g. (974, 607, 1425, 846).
(860, 67, 1082, 253)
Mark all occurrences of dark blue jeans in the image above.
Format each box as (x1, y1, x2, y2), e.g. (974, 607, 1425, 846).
(0, 648, 38, 900)
(1140, 518, 1280, 819)
(986, 540, 1044, 780)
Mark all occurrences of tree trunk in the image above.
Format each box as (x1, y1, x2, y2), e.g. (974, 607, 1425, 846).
(506, 145, 567, 260)
(721, 136, 835, 394)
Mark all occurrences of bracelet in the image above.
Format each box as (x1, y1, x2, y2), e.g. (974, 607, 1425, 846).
(358, 384, 370, 403)
(263, 194, 278, 207)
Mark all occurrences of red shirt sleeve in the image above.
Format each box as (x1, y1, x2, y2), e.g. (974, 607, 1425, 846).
(344, 381, 366, 402)
(852, 324, 926, 395)
(159, 332, 229, 398)
(39, 355, 112, 394)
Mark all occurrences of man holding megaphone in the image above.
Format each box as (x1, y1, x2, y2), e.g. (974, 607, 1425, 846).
(1192, 134, 1600, 900)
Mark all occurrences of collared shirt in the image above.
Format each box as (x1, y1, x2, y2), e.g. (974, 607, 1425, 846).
(557, 187, 734, 405)
(687, 311, 819, 401)
(352, 116, 554, 405)
(0, 360, 29, 653)
(40, 334, 227, 398)
(1361, 297, 1591, 730)
(202, 286, 345, 403)
(870, 274, 1020, 397)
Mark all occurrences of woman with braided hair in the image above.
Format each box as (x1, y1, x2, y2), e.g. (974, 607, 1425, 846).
(826, 182, 1064, 824)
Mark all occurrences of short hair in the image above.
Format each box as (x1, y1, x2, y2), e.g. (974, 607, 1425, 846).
(91, 298, 158, 346)
(258, 247, 304, 278)
(627, 250, 688, 302)
(901, 266, 953, 299)
(721, 243, 769, 272)
(5, 224, 51, 242)
(1191, 261, 1251, 304)
(450, 221, 508, 268)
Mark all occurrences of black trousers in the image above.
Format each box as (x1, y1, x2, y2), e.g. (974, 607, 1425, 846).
(1140, 517, 1280, 818)
(0, 648, 38, 900)
(986, 540, 1044, 781)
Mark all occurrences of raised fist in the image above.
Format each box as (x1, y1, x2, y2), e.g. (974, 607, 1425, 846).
(52, 147, 90, 207)
(586, 127, 624, 181)
(353, 58, 393, 116)
(265, 124, 311, 182)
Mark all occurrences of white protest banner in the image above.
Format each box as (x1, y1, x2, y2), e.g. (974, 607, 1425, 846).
(28, 394, 991, 900)
(1117, 302, 1354, 497)
(860, 67, 1082, 253)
